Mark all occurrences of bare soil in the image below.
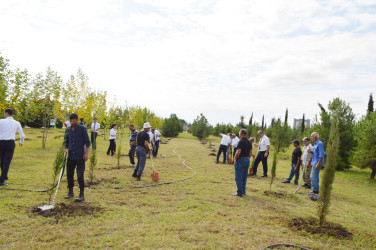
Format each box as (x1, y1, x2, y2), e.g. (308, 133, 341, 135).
(264, 190, 288, 198)
(86, 177, 119, 187)
(30, 202, 103, 219)
(209, 153, 217, 156)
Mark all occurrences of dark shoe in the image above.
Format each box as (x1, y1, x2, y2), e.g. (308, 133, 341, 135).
(282, 180, 290, 183)
(232, 193, 243, 197)
(216, 161, 219, 164)
(132, 170, 138, 177)
(136, 174, 141, 181)
(261, 175, 268, 178)
(75, 190, 85, 202)
(0, 182, 7, 186)
(250, 173, 256, 176)
(65, 189, 74, 199)
(313, 190, 319, 194)
(294, 183, 298, 185)
(304, 185, 311, 189)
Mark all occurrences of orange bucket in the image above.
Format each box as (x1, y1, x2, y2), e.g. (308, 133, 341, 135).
(151, 172, 159, 182)
(228, 158, 233, 164)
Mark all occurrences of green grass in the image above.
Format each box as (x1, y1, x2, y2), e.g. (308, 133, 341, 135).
(0, 129, 375, 249)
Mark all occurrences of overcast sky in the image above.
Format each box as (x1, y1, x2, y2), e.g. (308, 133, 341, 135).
(1, 0, 375, 125)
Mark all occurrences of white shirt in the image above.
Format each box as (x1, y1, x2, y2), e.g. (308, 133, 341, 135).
(220, 134, 231, 146)
(91, 122, 100, 133)
(0, 117, 25, 144)
(231, 137, 240, 148)
(109, 128, 117, 140)
(302, 144, 314, 165)
(151, 130, 161, 142)
(258, 135, 270, 151)
(65, 120, 71, 128)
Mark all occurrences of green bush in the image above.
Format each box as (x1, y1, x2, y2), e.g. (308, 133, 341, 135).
(162, 114, 182, 137)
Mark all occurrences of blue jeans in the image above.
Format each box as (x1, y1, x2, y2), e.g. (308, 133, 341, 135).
(311, 166, 321, 192)
(235, 157, 250, 195)
(286, 163, 300, 184)
(217, 145, 228, 163)
(152, 140, 160, 157)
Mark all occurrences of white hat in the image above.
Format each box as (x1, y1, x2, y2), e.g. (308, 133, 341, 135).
(143, 122, 152, 129)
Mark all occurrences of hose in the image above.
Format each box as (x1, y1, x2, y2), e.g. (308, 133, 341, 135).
(260, 244, 310, 250)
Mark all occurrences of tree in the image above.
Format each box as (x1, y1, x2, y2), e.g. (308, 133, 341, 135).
(301, 113, 305, 134)
(162, 114, 183, 137)
(368, 93, 374, 113)
(261, 115, 264, 130)
(284, 108, 288, 126)
(191, 113, 211, 140)
(237, 116, 246, 128)
(318, 110, 340, 227)
(249, 113, 253, 126)
(351, 111, 376, 179)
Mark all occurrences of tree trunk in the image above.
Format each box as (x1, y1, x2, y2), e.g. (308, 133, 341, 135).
(371, 169, 376, 179)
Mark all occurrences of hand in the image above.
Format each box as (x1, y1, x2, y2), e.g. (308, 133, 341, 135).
(294, 167, 298, 172)
(148, 150, 152, 155)
(64, 148, 68, 153)
(316, 163, 320, 169)
(254, 143, 258, 147)
(264, 152, 268, 158)
(19, 143, 23, 147)
(307, 163, 311, 168)
(234, 160, 237, 166)
(252, 154, 255, 158)
(84, 153, 89, 162)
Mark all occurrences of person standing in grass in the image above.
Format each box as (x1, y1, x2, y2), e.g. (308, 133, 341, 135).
(64, 113, 90, 202)
(128, 124, 138, 167)
(250, 130, 270, 177)
(79, 118, 85, 127)
(132, 122, 152, 181)
(0, 108, 25, 185)
(231, 133, 240, 159)
(151, 128, 162, 158)
(282, 139, 302, 185)
(90, 118, 100, 149)
(233, 129, 253, 197)
(107, 124, 118, 156)
(309, 132, 325, 194)
(301, 137, 313, 189)
(216, 133, 231, 164)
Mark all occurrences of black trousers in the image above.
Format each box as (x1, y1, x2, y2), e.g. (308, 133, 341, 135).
(107, 139, 116, 155)
(129, 144, 136, 164)
(253, 151, 268, 176)
(91, 132, 98, 149)
(216, 145, 228, 163)
(0, 140, 15, 183)
(66, 158, 85, 190)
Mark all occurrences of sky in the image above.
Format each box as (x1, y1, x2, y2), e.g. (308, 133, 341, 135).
(1, 0, 375, 126)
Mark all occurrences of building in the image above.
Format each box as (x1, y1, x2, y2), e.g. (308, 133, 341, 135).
(293, 118, 310, 129)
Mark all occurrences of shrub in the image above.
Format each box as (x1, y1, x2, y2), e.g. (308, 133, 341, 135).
(161, 114, 182, 137)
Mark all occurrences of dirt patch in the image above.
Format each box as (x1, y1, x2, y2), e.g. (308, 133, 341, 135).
(211, 149, 216, 152)
(86, 177, 119, 187)
(30, 202, 103, 219)
(121, 154, 129, 157)
(264, 190, 288, 198)
(289, 217, 353, 239)
(209, 153, 217, 156)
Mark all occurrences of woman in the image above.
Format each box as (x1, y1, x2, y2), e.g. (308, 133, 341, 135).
(107, 124, 118, 156)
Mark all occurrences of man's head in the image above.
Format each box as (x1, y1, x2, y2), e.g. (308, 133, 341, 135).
(129, 124, 135, 131)
(257, 130, 264, 137)
(80, 118, 85, 123)
(311, 132, 319, 142)
(151, 128, 155, 133)
(93, 118, 98, 122)
(4, 108, 13, 118)
(231, 133, 236, 138)
(227, 133, 231, 137)
(112, 124, 117, 129)
(69, 113, 79, 127)
(302, 137, 311, 146)
(143, 122, 152, 132)
(249, 137, 255, 143)
(292, 139, 300, 147)
(239, 129, 247, 139)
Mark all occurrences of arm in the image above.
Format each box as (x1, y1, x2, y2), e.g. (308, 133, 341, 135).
(265, 145, 270, 157)
(234, 148, 242, 165)
(316, 143, 325, 168)
(64, 129, 69, 152)
(295, 156, 301, 171)
(96, 124, 100, 132)
(144, 140, 151, 155)
(83, 127, 91, 161)
(17, 123, 25, 146)
(307, 152, 313, 167)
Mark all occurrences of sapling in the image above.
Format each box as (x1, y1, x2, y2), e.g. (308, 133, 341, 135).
(48, 146, 65, 203)
(269, 150, 278, 190)
(117, 144, 122, 167)
(88, 149, 97, 184)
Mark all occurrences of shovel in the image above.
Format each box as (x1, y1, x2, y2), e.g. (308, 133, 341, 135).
(150, 155, 159, 182)
(38, 152, 66, 211)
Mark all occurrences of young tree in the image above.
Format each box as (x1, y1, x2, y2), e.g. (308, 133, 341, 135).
(48, 146, 66, 203)
(162, 114, 183, 137)
(88, 148, 97, 184)
(301, 113, 305, 134)
(261, 115, 264, 130)
(191, 113, 211, 140)
(351, 111, 376, 179)
(318, 110, 340, 227)
(284, 108, 288, 126)
(368, 93, 374, 113)
(237, 116, 246, 128)
(249, 113, 253, 126)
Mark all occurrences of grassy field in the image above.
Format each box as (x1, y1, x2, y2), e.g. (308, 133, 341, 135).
(0, 128, 375, 249)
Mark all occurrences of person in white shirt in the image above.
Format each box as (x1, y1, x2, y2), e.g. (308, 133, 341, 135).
(106, 124, 118, 156)
(150, 128, 162, 158)
(0, 108, 25, 185)
(301, 137, 314, 189)
(231, 134, 240, 159)
(250, 130, 270, 177)
(64, 120, 71, 128)
(90, 118, 100, 149)
(216, 133, 231, 164)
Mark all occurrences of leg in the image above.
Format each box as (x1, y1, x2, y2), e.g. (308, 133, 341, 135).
(153, 140, 159, 157)
(133, 147, 140, 177)
(261, 153, 268, 176)
(91, 132, 95, 149)
(66, 159, 76, 190)
(241, 158, 250, 195)
(0, 141, 15, 183)
(233, 148, 237, 160)
(303, 166, 312, 186)
(285, 163, 295, 182)
(107, 140, 111, 155)
(137, 148, 148, 176)
(216, 145, 224, 163)
(129, 144, 136, 165)
(222, 146, 228, 163)
(294, 165, 300, 184)
(76, 159, 86, 190)
(252, 152, 263, 174)
(234, 162, 243, 196)
(311, 166, 320, 192)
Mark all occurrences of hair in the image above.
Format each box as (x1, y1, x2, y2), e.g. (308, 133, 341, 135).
(4, 108, 13, 116)
(151, 128, 155, 131)
(258, 130, 264, 134)
(311, 132, 319, 139)
(240, 129, 247, 136)
(80, 118, 84, 122)
(232, 134, 236, 136)
(111, 124, 117, 129)
(129, 124, 134, 127)
(94, 118, 97, 120)
(69, 113, 78, 120)
(249, 137, 255, 142)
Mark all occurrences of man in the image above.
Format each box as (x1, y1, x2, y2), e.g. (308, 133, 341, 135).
(79, 118, 85, 126)
(128, 124, 138, 166)
(310, 132, 325, 194)
(233, 129, 253, 197)
(216, 133, 231, 164)
(0, 109, 25, 185)
(64, 113, 90, 202)
(90, 118, 100, 149)
(132, 122, 152, 181)
(301, 137, 313, 189)
(231, 134, 240, 159)
(251, 130, 270, 177)
(150, 128, 162, 158)
(282, 139, 302, 185)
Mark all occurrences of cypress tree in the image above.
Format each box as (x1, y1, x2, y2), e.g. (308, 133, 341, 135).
(368, 93, 374, 113)
(261, 115, 264, 130)
(301, 113, 305, 133)
(249, 113, 253, 126)
(318, 110, 340, 227)
(284, 108, 288, 126)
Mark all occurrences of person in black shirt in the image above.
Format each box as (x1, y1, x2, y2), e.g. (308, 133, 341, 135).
(233, 129, 253, 197)
(132, 122, 152, 181)
(282, 139, 302, 185)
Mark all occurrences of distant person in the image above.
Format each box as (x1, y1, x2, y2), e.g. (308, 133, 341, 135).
(310, 132, 325, 194)
(231, 133, 240, 159)
(216, 133, 231, 164)
(250, 130, 270, 177)
(63, 113, 90, 202)
(79, 118, 85, 127)
(64, 120, 71, 128)
(107, 124, 118, 156)
(128, 124, 138, 167)
(0, 108, 25, 185)
(301, 137, 313, 189)
(151, 128, 162, 158)
(282, 139, 302, 185)
(90, 118, 100, 149)
(132, 122, 152, 181)
(233, 129, 253, 197)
